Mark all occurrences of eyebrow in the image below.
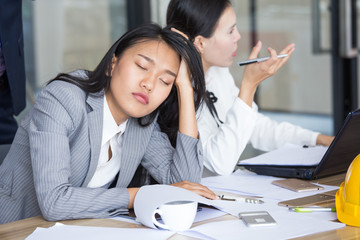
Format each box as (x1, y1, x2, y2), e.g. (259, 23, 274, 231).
(138, 54, 177, 78)
(229, 23, 237, 30)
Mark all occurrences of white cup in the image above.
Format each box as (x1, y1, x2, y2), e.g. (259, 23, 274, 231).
(152, 200, 198, 232)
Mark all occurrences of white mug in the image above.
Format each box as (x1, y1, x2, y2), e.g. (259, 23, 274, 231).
(152, 200, 198, 232)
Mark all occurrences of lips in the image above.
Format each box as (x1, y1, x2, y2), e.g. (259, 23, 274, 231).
(133, 93, 149, 105)
(233, 46, 238, 57)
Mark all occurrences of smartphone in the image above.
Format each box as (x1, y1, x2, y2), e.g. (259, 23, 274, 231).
(278, 193, 335, 207)
(239, 211, 277, 227)
(272, 178, 324, 192)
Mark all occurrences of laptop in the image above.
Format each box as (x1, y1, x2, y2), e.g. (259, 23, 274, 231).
(237, 109, 360, 180)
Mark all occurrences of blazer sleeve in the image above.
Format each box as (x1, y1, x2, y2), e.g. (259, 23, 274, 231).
(28, 82, 130, 221)
(141, 123, 204, 184)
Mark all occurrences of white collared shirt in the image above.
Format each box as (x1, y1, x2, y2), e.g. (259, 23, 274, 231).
(87, 95, 128, 188)
(197, 66, 319, 176)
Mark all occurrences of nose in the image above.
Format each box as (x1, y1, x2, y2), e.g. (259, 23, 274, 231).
(140, 77, 154, 92)
(235, 28, 241, 43)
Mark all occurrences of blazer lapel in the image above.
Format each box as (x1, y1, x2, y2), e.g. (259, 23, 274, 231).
(116, 118, 154, 187)
(82, 91, 104, 187)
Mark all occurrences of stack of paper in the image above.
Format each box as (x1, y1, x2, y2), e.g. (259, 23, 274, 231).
(239, 143, 328, 166)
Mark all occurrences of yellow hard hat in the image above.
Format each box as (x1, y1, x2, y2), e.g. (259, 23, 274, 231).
(336, 153, 360, 227)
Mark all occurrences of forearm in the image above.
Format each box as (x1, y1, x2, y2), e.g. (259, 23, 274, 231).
(142, 129, 203, 184)
(35, 184, 130, 221)
(237, 78, 258, 107)
(170, 133, 203, 183)
(250, 112, 319, 151)
(177, 83, 198, 139)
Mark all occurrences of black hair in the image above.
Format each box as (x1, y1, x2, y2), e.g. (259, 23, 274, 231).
(166, 0, 231, 41)
(49, 23, 206, 147)
(166, 0, 231, 124)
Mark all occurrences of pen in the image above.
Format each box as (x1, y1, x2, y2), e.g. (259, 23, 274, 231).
(238, 53, 288, 66)
(289, 207, 336, 213)
(218, 194, 264, 204)
(302, 145, 315, 148)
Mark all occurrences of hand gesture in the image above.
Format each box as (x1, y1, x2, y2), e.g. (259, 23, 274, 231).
(239, 41, 295, 106)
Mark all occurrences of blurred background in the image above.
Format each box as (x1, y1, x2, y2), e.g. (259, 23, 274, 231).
(20, 0, 360, 143)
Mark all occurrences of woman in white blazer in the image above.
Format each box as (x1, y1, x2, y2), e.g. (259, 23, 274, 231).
(0, 24, 216, 224)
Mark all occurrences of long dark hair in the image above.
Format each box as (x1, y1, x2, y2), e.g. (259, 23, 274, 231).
(49, 24, 206, 146)
(166, 0, 231, 124)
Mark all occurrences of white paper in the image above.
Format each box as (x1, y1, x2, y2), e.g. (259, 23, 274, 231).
(133, 185, 241, 230)
(202, 169, 339, 201)
(25, 223, 175, 240)
(201, 169, 340, 222)
(182, 211, 344, 240)
(239, 143, 328, 166)
(194, 207, 227, 223)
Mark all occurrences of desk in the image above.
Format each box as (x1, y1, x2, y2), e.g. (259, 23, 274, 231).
(1, 173, 357, 240)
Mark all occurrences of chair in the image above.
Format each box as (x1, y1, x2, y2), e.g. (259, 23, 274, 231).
(0, 144, 11, 165)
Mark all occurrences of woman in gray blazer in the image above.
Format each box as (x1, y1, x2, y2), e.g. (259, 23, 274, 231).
(0, 24, 216, 224)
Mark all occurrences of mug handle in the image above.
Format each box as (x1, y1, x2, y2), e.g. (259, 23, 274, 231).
(152, 209, 169, 230)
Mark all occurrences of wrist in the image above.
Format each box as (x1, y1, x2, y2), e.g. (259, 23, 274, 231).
(238, 79, 258, 106)
(176, 83, 194, 99)
(175, 81, 193, 92)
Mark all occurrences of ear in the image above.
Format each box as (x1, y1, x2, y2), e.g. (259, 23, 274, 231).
(108, 54, 118, 76)
(193, 36, 206, 55)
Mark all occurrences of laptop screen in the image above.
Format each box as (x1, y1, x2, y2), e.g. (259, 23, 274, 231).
(314, 109, 360, 179)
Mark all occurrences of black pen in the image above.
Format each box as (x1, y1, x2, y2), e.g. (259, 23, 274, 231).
(238, 54, 288, 66)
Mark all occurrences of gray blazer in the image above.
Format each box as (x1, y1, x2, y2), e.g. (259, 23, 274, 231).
(0, 80, 203, 224)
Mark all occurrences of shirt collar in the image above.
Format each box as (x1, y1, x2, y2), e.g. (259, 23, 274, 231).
(101, 95, 127, 146)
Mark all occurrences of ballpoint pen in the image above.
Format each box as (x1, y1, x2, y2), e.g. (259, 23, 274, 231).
(238, 53, 288, 66)
(218, 194, 264, 204)
(289, 207, 336, 213)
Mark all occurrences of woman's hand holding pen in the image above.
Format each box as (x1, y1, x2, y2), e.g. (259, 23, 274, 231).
(238, 40, 295, 107)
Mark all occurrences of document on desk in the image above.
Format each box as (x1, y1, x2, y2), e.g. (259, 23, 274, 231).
(181, 211, 345, 240)
(201, 169, 339, 203)
(25, 223, 175, 240)
(239, 143, 328, 166)
(133, 184, 240, 229)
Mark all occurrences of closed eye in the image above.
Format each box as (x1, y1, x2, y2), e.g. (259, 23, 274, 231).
(136, 63, 147, 71)
(160, 78, 171, 86)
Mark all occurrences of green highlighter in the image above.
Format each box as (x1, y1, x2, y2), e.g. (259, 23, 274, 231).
(289, 207, 336, 213)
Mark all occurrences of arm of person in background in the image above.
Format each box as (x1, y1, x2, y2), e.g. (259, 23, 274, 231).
(249, 110, 333, 151)
(240, 41, 334, 148)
